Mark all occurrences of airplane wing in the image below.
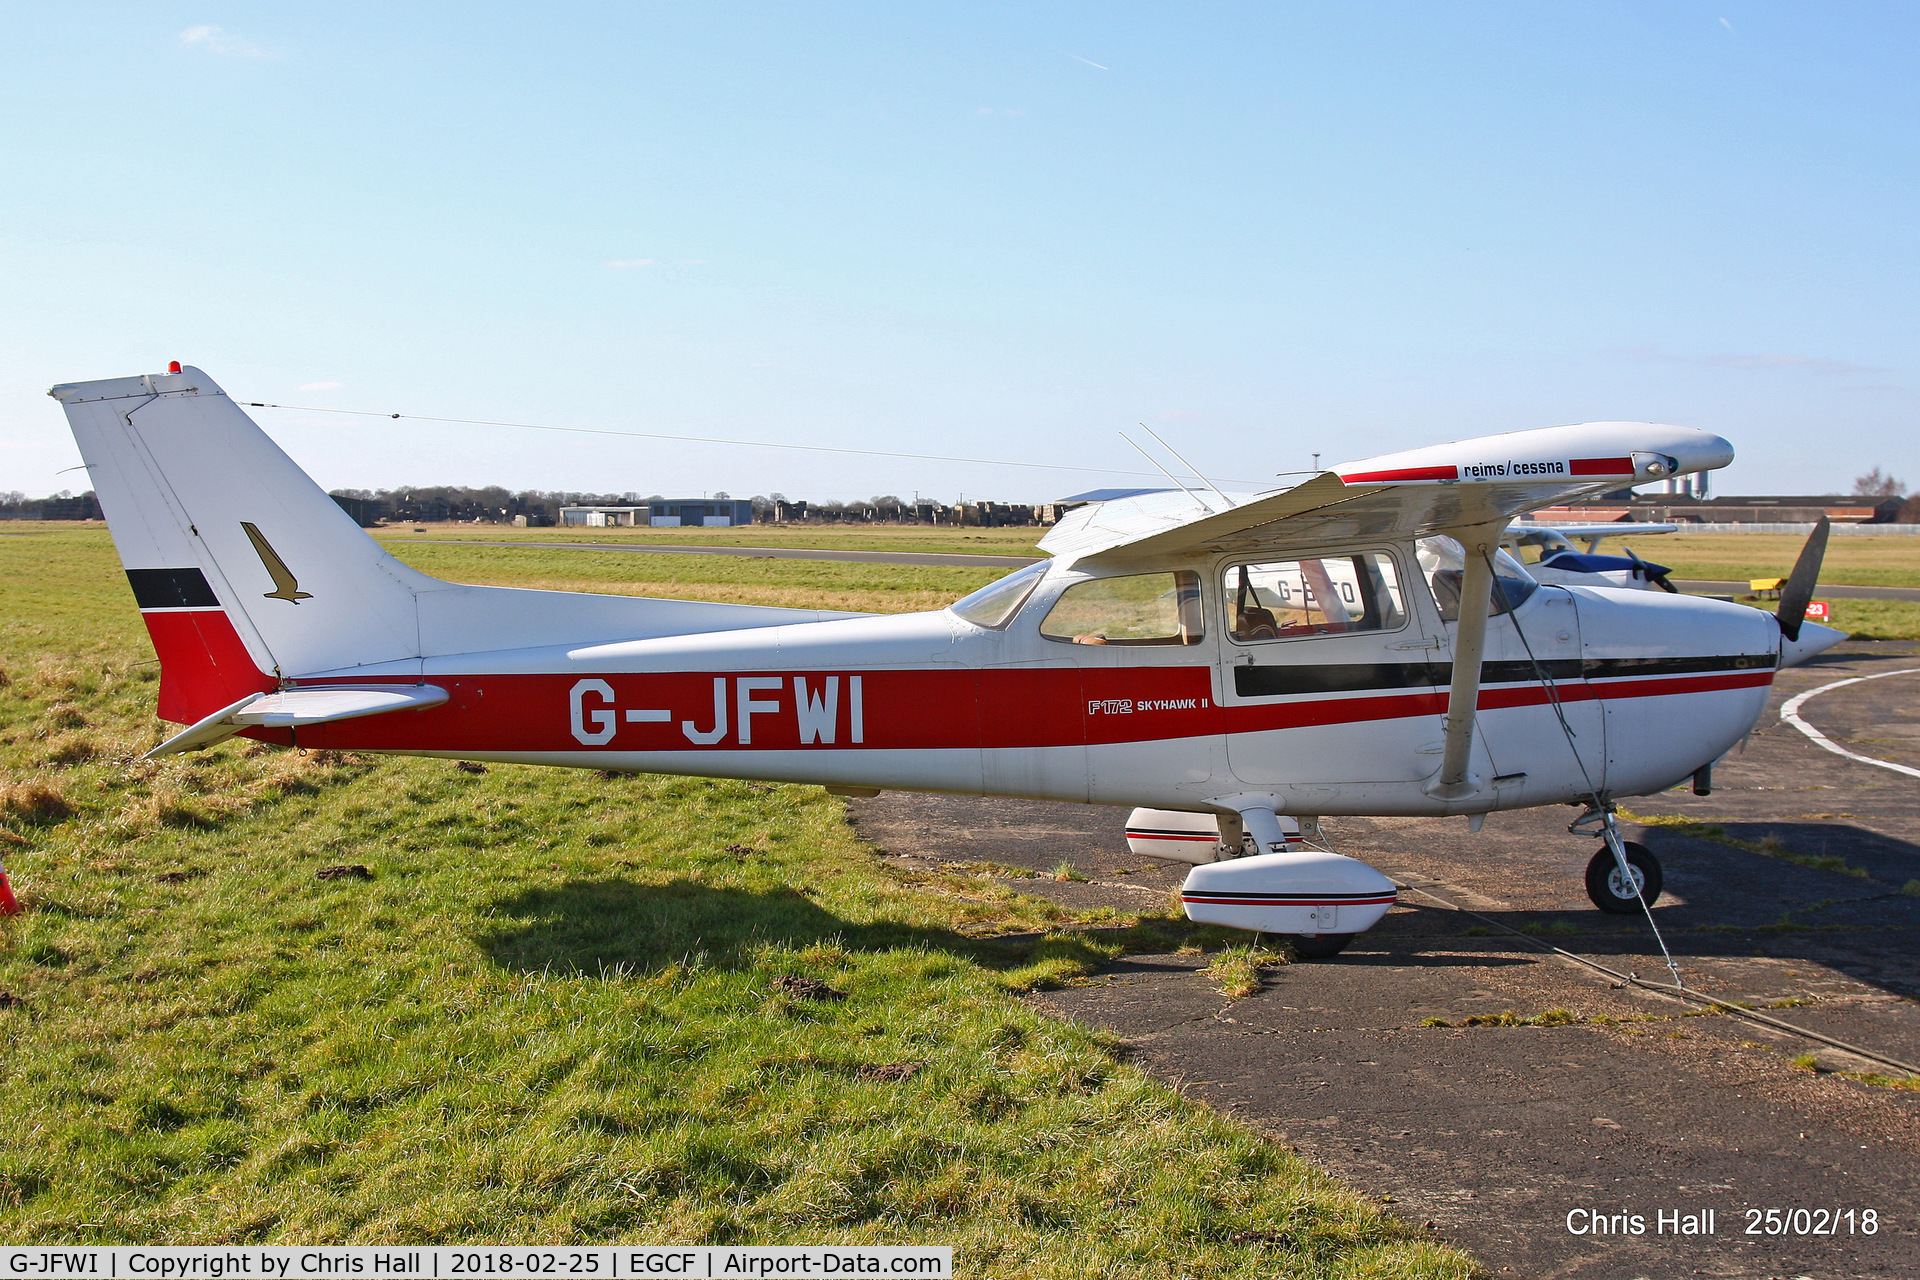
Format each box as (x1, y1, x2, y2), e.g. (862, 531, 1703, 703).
(1040, 422, 1731, 565)
(1511, 521, 1680, 538)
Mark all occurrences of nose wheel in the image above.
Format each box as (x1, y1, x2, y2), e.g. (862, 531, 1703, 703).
(1585, 841, 1662, 913)
(1285, 933, 1356, 960)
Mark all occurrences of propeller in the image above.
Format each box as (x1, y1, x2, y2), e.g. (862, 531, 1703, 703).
(1775, 516, 1831, 642)
(1621, 545, 1680, 594)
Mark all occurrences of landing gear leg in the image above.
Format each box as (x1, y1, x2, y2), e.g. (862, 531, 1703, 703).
(1569, 804, 1685, 987)
(1214, 811, 1248, 861)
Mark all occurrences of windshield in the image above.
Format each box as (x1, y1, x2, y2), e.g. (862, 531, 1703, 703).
(1417, 536, 1539, 621)
(948, 561, 1047, 630)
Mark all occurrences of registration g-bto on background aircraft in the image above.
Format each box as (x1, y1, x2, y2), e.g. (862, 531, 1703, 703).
(53, 366, 1843, 957)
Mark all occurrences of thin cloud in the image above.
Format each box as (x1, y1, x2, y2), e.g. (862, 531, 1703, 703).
(603, 258, 655, 269)
(297, 381, 342, 392)
(1619, 346, 1881, 376)
(178, 25, 273, 58)
(1067, 53, 1109, 70)
(1720, 16, 1734, 32)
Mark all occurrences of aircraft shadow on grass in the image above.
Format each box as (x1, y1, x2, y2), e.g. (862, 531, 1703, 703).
(478, 877, 1049, 979)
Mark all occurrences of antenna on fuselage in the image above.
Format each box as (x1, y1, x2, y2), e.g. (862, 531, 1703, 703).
(1137, 422, 1234, 511)
(1119, 431, 1220, 514)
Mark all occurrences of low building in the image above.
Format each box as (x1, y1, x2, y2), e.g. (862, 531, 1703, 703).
(330, 494, 385, 527)
(559, 505, 648, 527)
(641, 499, 755, 527)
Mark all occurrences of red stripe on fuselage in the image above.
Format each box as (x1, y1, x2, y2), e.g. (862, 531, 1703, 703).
(257, 663, 1771, 754)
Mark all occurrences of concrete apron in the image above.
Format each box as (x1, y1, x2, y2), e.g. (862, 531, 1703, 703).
(848, 641, 1920, 1280)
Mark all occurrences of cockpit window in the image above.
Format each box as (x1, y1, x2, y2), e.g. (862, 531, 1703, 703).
(1224, 553, 1406, 642)
(949, 561, 1047, 630)
(1039, 571, 1203, 646)
(1418, 536, 1540, 621)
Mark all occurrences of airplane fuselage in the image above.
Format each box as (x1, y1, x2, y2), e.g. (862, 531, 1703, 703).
(202, 550, 1783, 819)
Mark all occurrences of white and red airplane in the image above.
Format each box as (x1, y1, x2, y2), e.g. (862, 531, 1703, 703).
(52, 366, 1843, 957)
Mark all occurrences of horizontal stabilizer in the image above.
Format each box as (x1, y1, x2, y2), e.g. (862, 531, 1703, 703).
(145, 684, 449, 758)
(232, 684, 450, 727)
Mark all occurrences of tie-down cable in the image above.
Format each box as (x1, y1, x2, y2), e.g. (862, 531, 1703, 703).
(1483, 550, 1687, 990)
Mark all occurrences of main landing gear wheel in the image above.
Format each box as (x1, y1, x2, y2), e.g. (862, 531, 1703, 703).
(1286, 933, 1356, 960)
(1584, 842, 1663, 914)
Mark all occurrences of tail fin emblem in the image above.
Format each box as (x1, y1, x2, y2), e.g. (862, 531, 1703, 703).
(241, 522, 313, 603)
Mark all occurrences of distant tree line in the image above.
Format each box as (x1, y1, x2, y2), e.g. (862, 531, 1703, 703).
(0, 486, 1049, 526)
(322, 487, 1017, 525)
(325, 486, 680, 525)
(0, 490, 102, 520)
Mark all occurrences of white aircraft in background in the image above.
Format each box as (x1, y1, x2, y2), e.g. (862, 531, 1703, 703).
(1506, 522, 1682, 592)
(54, 367, 1842, 957)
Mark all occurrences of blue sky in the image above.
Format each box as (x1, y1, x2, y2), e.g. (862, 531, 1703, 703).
(3, 3, 1915, 502)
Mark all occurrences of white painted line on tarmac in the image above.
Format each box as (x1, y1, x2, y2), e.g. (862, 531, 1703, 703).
(1779, 668, 1920, 780)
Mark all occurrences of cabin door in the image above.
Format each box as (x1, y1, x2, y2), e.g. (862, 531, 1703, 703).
(1221, 548, 1445, 786)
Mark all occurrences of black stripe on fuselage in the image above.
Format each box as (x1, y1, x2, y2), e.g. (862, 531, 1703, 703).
(127, 567, 220, 609)
(1233, 653, 1775, 699)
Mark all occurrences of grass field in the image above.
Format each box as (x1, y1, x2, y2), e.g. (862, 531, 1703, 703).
(1584, 531, 1920, 590)
(370, 525, 1920, 639)
(0, 527, 1472, 1276)
(1569, 532, 1920, 639)
(369, 521, 1919, 592)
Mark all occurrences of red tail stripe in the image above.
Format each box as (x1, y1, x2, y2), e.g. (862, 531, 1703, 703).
(139, 608, 274, 724)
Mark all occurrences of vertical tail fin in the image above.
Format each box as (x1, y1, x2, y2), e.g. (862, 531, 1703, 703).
(52, 367, 436, 720)
(54, 365, 863, 727)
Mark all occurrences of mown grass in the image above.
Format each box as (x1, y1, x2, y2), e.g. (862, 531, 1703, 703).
(383, 526, 1920, 637)
(1715, 593, 1920, 641)
(378, 541, 1004, 617)
(0, 526, 1472, 1275)
(1585, 532, 1920, 590)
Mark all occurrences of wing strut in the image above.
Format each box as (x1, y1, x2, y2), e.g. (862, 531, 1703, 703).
(1426, 521, 1508, 800)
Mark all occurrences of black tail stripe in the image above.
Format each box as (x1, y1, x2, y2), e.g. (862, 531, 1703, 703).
(127, 567, 220, 609)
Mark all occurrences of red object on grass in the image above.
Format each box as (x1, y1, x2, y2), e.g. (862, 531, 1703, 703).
(0, 868, 19, 916)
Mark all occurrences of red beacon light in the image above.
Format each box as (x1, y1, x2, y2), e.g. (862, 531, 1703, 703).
(167, 361, 182, 374)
